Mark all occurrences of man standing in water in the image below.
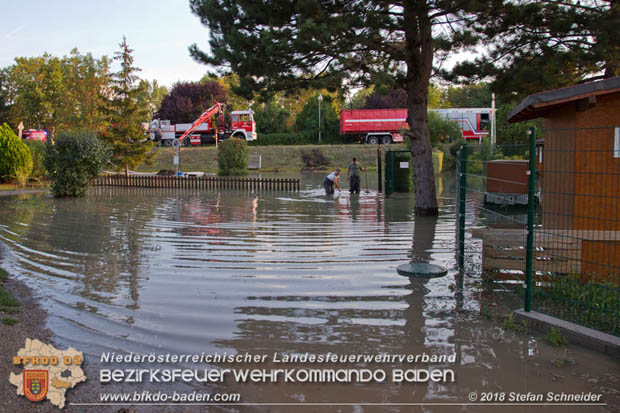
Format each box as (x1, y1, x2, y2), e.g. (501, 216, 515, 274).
(347, 157, 364, 194)
(323, 169, 342, 195)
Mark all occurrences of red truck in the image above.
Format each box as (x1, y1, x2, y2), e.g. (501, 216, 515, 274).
(340, 108, 494, 144)
(149, 103, 257, 146)
(340, 109, 407, 144)
(22, 129, 48, 143)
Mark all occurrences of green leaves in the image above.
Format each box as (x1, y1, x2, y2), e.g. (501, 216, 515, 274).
(449, 0, 619, 100)
(2, 50, 110, 133)
(218, 137, 249, 176)
(44, 130, 110, 198)
(0, 123, 32, 183)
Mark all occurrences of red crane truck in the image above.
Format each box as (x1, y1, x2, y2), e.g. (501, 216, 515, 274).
(150, 103, 257, 146)
(339, 108, 494, 144)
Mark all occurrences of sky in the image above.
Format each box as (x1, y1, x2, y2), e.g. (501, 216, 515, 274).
(0, 0, 213, 86)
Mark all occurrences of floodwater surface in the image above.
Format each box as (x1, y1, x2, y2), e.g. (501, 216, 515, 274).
(0, 173, 617, 412)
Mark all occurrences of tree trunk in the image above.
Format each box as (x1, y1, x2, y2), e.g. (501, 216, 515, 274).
(125, 163, 129, 178)
(404, 2, 438, 216)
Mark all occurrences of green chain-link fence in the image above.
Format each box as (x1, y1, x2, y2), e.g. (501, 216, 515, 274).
(457, 126, 620, 336)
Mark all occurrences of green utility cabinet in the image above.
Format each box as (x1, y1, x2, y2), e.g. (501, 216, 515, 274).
(385, 150, 413, 197)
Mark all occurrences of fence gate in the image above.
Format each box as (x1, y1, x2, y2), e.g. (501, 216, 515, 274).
(384, 150, 413, 197)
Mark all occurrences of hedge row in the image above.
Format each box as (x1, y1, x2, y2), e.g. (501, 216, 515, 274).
(250, 132, 355, 146)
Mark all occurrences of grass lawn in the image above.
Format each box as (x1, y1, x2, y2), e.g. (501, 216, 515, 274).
(0, 268, 20, 325)
(138, 144, 410, 173)
(0, 182, 48, 191)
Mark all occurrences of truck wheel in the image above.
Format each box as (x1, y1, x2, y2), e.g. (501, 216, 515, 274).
(381, 135, 392, 144)
(182, 137, 190, 146)
(163, 139, 172, 147)
(233, 133, 245, 140)
(367, 136, 379, 145)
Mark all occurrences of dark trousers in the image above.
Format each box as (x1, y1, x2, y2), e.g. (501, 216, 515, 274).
(323, 177, 334, 195)
(349, 175, 361, 194)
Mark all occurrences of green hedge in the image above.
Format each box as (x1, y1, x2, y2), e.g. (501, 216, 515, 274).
(250, 132, 356, 146)
(0, 123, 33, 183)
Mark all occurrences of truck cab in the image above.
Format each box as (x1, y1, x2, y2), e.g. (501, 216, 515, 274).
(230, 110, 256, 141)
(22, 129, 47, 142)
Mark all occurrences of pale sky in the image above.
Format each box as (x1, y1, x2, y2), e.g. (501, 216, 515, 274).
(0, 0, 213, 86)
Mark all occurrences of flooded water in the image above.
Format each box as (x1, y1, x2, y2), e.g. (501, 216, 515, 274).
(0, 172, 617, 412)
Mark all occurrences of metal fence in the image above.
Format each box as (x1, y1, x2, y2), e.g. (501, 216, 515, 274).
(457, 126, 620, 336)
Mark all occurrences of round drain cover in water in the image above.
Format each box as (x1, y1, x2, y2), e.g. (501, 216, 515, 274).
(396, 263, 448, 278)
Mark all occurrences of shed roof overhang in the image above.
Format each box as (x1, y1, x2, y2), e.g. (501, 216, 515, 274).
(507, 77, 620, 123)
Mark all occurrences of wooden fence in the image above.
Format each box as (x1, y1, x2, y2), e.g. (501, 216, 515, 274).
(92, 174, 300, 191)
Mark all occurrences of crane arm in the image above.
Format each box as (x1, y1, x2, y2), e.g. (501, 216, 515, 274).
(177, 102, 223, 143)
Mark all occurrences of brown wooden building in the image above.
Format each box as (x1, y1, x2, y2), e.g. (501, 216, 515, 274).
(508, 77, 620, 282)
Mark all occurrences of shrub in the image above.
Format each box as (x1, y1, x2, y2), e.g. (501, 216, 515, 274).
(218, 138, 248, 176)
(428, 111, 462, 146)
(2, 317, 18, 326)
(25, 140, 46, 179)
(0, 123, 33, 183)
(45, 130, 110, 197)
(546, 328, 569, 347)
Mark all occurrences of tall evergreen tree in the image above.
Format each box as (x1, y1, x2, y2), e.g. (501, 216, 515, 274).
(101, 37, 155, 176)
(189, 1, 490, 215)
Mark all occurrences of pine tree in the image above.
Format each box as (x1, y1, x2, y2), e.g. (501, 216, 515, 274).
(448, 0, 619, 100)
(101, 37, 155, 176)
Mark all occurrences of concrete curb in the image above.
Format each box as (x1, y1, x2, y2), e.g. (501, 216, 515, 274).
(514, 309, 620, 356)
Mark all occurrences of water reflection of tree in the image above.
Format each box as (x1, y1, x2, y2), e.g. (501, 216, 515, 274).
(38, 188, 158, 309)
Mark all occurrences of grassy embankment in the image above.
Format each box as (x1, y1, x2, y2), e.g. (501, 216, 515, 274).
(0, 182, 47, 191)
(0, 268, 20, 325)
(138, 144, 444, 174)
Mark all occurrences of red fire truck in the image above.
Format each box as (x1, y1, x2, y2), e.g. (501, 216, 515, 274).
(432, 108, 493, 142)
(22, 129, 48, 143)
(340, 108, 494, 144)
(150, 103, 257, 146)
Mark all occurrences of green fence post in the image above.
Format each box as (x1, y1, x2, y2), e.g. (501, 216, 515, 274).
(525, 127, 536, 312)
(458, 144, 467, 271)
(377, 146, 382, 193)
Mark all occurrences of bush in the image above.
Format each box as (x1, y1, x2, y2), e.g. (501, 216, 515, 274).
(0, 123, 33, 183)
(45, 130, 110, 197)
(428, 111, 462, 146)
(218, 138, 248, 176)
(25, 141, 46, 179)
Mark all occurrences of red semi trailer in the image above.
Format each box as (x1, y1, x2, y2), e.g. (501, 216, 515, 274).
(340, 109, 407, 145)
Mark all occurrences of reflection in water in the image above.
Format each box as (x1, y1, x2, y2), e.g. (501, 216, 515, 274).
(0, 172, 615, 409)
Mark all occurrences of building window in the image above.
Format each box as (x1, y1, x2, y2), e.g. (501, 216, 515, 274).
(615, 127, 620, 158)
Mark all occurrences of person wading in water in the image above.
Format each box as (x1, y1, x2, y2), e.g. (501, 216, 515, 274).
(347, 157, 364, 194)
(323, 169, 342, 195)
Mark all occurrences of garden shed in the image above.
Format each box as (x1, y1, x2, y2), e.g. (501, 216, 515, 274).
(508, 77, 620, 283)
